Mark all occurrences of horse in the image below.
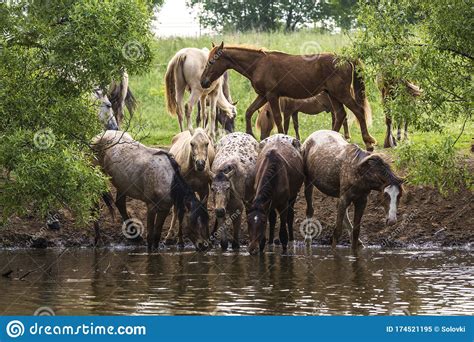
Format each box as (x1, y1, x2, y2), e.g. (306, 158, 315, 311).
(164, 128, 214, 245)
(196, 71, 236, 133)
(200, 42, 376, 151)
(302, 130, 404, 251)
(92, 130, 210, 251)
(209, 132, 259, 250)
(377, 74, 422, 148)
(92, 88, 119, 130)
(247, 134, 304, 255)
(108, 71, 137, 127)
(165, 47, 236, 139)
(255, 92, 351, 141)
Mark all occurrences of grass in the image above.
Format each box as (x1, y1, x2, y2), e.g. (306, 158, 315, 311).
(128, 30, 473, 152)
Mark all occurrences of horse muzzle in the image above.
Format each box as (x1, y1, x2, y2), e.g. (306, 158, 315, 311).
(385, 216, 397, 226)
(195, 160, 206, 172)
(215, 208, 226, 218)
(200, 79, 211, 89)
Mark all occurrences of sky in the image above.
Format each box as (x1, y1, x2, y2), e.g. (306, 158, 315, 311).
(153, 0, 215, 37)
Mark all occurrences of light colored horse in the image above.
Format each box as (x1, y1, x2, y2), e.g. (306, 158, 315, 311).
(209, 132, 259, 250)
(92, 88, 118, 130)
(92, 130, 210, 251)
(164, 128, 215, 245)
(165, 47, 236, 139)
(302, 130, 404, 251)
(108, 71, 137, 127)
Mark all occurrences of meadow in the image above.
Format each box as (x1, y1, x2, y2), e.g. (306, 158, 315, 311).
(128, 31, 473, 152)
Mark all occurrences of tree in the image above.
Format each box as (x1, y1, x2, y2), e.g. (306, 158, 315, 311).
(0, 0, 153, 223)
(187, 0, 324, 32)
(347, 0, 472, 190)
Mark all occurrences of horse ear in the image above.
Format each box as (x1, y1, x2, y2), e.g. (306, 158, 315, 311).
(357, 154, 380, 175)
(201, 194, 208, 205)
(232, 100, 238, 106)
(219, 41, 224, 50)
(291, 138, 301, 151)
(211, 42, 216, 48)
(224, 165, 236, 179)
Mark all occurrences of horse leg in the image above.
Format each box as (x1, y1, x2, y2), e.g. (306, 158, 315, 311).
(334, 94, 376, 151)
(93, 202, 101, 246)
(268, 209, 277, 245)
(333, 197, 349, 249)
(287, 197, 296, 242)
(304, 180, 314, 218)
(115, 192, 129, 222)
(231, 206, 243, 250)
(146, 206, 157, 252)
(199, 96, 207, 128)
(292, 112, 300, 141)
(196, 102, 201, 127)
(245, 95, 267, 137)
(352, 196, 367, 251)
(403, 120, 409, 140)
(186, 89, 200, 131)
(384, 115, 396, 148)
(207, 93, 218, 140)
(330, 98, 349, 139)
(283, 110, 291, 134)
(396, 118, 402, 141)
(164, 207, 178, 245)
(268, 97, 284, 134)
(279, 209, 289, 252)
(153, 209, 170, 250)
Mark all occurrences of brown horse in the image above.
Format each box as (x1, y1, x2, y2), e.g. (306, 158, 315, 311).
(377, 74, 422, 148)
(255, 93, 351, 141)
(200, 42, 376, 151)
(302, 130, 404, 251)
(247, 134, 304, 255)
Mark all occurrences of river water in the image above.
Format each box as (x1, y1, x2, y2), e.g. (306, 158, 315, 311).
(0, 246, 473, 315)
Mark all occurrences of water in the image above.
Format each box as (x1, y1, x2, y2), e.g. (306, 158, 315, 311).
(1, 246, 473, 315)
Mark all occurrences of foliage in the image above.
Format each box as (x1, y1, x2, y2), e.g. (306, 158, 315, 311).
(187, 0, 357, 32)
(347, 0, 473, 132)
(0, 0, 153, 224)
(394, 138, 471, 195)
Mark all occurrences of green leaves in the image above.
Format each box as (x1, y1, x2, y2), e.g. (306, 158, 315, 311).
(0, 0, 153, 224)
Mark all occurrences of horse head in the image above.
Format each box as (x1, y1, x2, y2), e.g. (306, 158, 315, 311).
(211, 164, 237, 218)
(190, 128, 212, 172)
(201, 41, 226, 89)
(92, 88, 118, 131)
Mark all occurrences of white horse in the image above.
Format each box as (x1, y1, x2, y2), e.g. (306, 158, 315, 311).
(92, 88, 118, 130)
(165, 47, 237, 139)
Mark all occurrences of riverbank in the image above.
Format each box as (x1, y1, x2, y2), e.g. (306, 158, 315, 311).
(1, 182, 472, 249)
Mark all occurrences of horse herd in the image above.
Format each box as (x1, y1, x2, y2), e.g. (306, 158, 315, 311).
(92, 42, 407, 255)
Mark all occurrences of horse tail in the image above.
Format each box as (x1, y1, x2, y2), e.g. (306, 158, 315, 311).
(165, 54, 182, 116)
(101, 191, 115, 220)
(125, 86, 137, 116)
(351, 60, 373, 127)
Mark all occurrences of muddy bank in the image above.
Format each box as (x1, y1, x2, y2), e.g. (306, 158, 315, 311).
(1, 182, 472, 249)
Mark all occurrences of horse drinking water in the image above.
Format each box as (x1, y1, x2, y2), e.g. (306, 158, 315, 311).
(302, 130, 404, 250)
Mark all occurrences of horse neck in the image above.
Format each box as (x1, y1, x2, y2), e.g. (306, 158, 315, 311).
(253, 154, 279, 207)
(224, 48, 265, 79)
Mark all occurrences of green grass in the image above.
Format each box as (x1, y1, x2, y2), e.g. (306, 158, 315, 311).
(128, 30, 473, 152)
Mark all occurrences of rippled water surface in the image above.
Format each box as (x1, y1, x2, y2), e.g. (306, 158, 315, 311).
(1, 247, 473, 315)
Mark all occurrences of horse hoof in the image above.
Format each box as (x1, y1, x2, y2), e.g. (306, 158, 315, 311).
(273, 238, 281, 245)
(231, 242, 240, 250)
(220, 241, 228, 251)
(164, 238, 177, 246)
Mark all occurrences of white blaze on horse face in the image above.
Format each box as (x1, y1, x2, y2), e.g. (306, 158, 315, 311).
(384, 185, 399, 224)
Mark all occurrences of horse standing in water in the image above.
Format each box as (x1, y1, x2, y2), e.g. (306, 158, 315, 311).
(302, 130, 404, 250)
(247, 134, 304, 255)
(164, 128, 214, 245)
(92, 131, 210, 251)
(210, 132, 259, 250)
(256, 93, 351, 141)
(165, 48, 236, 139)
(200, 42, 376, 151)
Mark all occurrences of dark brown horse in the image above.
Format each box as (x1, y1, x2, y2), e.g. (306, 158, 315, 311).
(302, 130, 404, 251)
(247, 135, 304, 255)
(200, 42, 376, 151)
(377, 74, 422, 148)
(256, 92, 351, 141)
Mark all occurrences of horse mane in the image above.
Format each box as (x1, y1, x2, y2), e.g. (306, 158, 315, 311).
(223, 45, 269, 54)
(251, 150, 282, 210)
(154, 150, 209, 224)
